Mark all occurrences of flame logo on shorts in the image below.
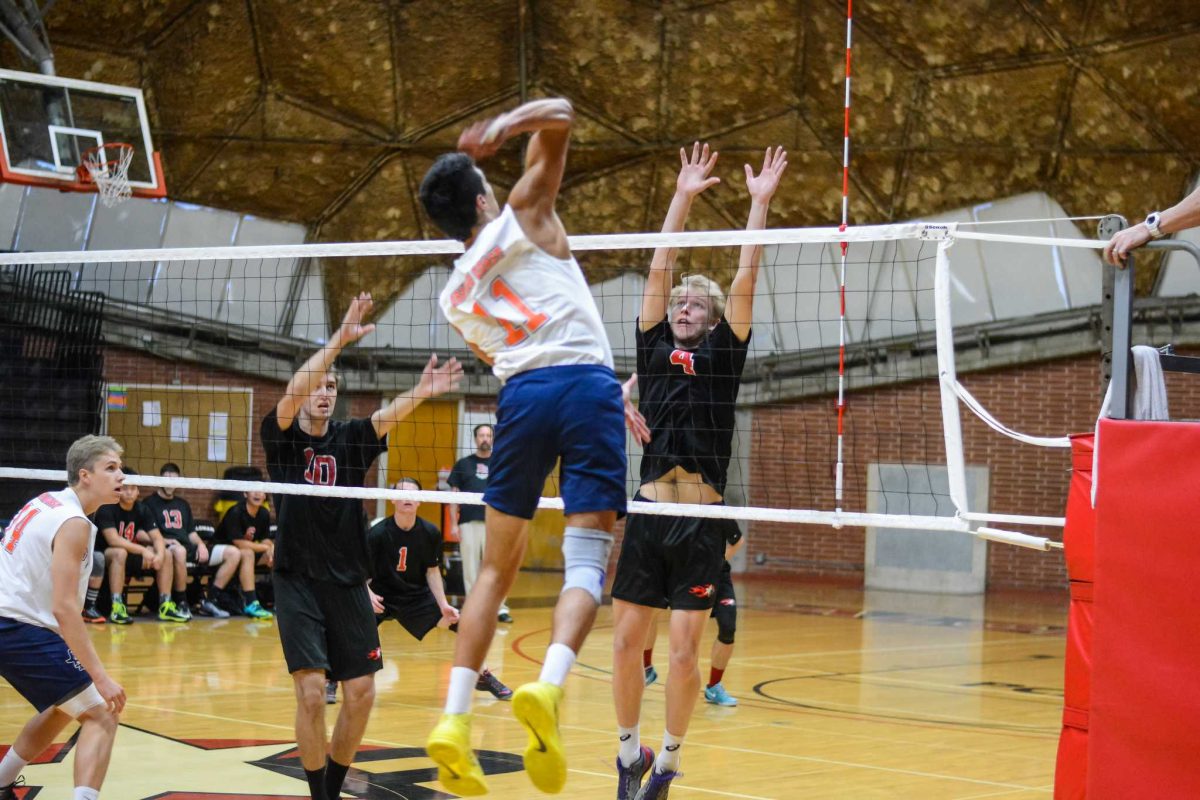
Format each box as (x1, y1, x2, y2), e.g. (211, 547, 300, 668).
(688, 584, 715, 599)
(367, 647, 383, 661)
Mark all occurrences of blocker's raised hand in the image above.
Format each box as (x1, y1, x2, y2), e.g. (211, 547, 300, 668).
(335, 292, 377, 345)
(745, 146, 788, 204)
(676, 141, 721, 198)
(417, 354, 464, 399)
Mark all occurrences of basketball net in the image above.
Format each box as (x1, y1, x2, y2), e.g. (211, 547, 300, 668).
(81, 143, 135, 207)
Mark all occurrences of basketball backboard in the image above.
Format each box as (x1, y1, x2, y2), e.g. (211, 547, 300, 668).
(0, 68, 165, 199)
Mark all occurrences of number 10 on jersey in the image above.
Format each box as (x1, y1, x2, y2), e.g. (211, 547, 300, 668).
(472, 277, 549, 345)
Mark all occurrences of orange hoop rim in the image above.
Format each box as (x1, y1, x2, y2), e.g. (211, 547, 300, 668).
(75, 142, 135, 184)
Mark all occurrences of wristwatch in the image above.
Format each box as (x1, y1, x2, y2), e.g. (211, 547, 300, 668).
(1144, 211, 1166, 239)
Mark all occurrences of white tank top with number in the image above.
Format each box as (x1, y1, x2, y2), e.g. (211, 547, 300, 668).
(439, 205, 614, 383)
(0, 488, 94, 633)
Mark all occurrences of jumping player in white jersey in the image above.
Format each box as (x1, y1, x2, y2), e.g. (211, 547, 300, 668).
(0, 435, 128, 800)
(611, 142, 787, 800)
(419, 97, 627, 796)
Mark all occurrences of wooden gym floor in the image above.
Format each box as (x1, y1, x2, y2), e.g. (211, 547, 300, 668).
(0, 573, 1066, 799)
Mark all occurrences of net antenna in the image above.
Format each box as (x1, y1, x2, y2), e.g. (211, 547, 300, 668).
(77, 142, 135, 207)
(834, 0, 854, 514)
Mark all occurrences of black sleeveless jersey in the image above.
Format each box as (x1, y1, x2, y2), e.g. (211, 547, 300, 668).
(367, 516, 443, 600)
(261, 409, 388, 585)
(635, 316, 749, 494)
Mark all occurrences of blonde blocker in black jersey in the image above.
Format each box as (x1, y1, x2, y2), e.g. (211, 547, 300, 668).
(635, 317, 750, 494)
(261, 409, 388, 585)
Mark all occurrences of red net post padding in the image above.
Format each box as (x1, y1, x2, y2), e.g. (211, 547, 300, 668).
(1089, 419, 1200, 798)
(1054, 432, 1096, 800)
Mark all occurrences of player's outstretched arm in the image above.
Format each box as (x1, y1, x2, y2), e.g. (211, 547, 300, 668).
(276, 292, 377, 430)
(642, 142, 721, 331)
(52, 518, 126, 713)
(728, 146, 788, 341)
(371, 353, 464, 438)
(1104, 184, 1200, 267)
(459, 97, 574, 214)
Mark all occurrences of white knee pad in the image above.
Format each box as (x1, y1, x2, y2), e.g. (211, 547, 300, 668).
(561, 527, 614, 604)
(90, 551, 105, 578)
(58, 683, 105, 719)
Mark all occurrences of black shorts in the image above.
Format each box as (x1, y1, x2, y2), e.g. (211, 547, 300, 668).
(378, 593, 443, 641)
(611, 496, 734, 611)
(711, 561, 735, 619)
(274, 571, 383, 681)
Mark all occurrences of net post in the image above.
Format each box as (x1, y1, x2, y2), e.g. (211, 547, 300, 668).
(934, 237, 970, 513)
(1098, 215, 1133, 420)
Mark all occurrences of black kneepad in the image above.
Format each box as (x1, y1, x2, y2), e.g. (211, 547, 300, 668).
(714, 600, 737, 645)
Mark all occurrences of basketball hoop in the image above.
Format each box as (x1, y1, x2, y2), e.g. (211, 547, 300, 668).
(77, 143, 135, 207)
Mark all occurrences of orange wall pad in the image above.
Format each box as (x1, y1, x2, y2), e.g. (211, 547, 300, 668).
(1089, 419, 1200, 798)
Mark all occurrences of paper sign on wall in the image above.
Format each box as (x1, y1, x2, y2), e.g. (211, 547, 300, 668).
(142, 401, 161, 427)
(207, 412, 228, 462)
(169, 417, 189, 443)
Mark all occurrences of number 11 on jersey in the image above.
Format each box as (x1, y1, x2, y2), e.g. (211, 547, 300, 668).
(472, 277, 550, 345)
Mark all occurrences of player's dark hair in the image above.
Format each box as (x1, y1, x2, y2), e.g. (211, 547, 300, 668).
(395, 476, 423, 491)
(473, 423, 493, 438)
(419, 153, 485, 241)
(160, 462, 181, 476)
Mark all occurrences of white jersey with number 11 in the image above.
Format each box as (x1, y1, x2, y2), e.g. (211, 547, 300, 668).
(439, 205, 613, 383)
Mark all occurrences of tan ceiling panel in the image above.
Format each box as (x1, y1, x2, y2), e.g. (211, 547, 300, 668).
(1075, 3, 1200, 45)
(920, 64, 1070, 149)
(855, 0, 1058, 68)
(535, 2, 663, 138)
(181, 141, 379, 224)
(1089, 32, 1200, 154)
(662, 1, 799, 141)
(43, 45, 144, 88)
(43, 0, 198, 49)
(1063, 72, 1162, 151)
(254, 95, 380, 143)
(898, 153, 1049, 219)
(253, 0, 395, 136)
(394, 0, 520, 135)
(147, 1, 261, 137)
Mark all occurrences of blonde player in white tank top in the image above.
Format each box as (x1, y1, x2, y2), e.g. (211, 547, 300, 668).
(0, 435, 127, 800)
(420, 98, 628, 797)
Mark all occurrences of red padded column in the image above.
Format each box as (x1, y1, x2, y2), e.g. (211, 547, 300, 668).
(1088, 419, 1200, 798)
(1054, 433, 1095, 800)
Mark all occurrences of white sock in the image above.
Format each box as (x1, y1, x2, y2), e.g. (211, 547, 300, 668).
(74, 788, 100, 800)
(0, 747, 28, 786)
(618, 724, 641, 767)
(444, 666, 479, 715)
(539, 643, 577, 686)
(656, 729, 684, 773)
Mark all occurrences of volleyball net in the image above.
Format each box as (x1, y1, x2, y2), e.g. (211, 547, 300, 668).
(0, 220, 1106, 550)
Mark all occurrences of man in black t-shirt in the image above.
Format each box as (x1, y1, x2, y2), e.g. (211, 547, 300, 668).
(609, 142, 787, 799)
(214, 489, 274, 619)
(263, 291, 462, 800)
(362, 478, 510, 700)
(447, 423, 512, 623)
(144, 463, 241, 620)
(93, 468, 179, 624)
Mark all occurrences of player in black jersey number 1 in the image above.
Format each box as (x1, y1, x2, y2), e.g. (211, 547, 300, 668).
(262, 292, 462, 800)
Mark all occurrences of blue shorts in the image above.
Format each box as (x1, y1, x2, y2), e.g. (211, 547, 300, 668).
(486, 364, 627, 520)
(0, 616, 93, 712)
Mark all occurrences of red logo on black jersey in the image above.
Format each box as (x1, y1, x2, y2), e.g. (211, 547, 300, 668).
(670, 349, 697, 376)
(688, 583, 715, 599)
(367, 646, 383, 661)
(303, 447, 337, 486)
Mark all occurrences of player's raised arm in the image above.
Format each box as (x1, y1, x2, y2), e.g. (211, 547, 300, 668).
(276, 292, 377, 429)
(728, 146, 787, 342)
(642, 142, 721, 331)
(459, 98, 575, 216)
(371, 353, 464, 439)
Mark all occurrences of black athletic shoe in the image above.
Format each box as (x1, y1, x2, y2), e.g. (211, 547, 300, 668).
(0, 776, 25, 799)
(82, 606, 106, 624)
(497, 611, 514, 623)
(475, 669, 513, 700)
(326, 679, 338, 704)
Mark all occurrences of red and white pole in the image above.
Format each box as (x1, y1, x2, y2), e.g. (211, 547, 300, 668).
(835, 0, 853, 513)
